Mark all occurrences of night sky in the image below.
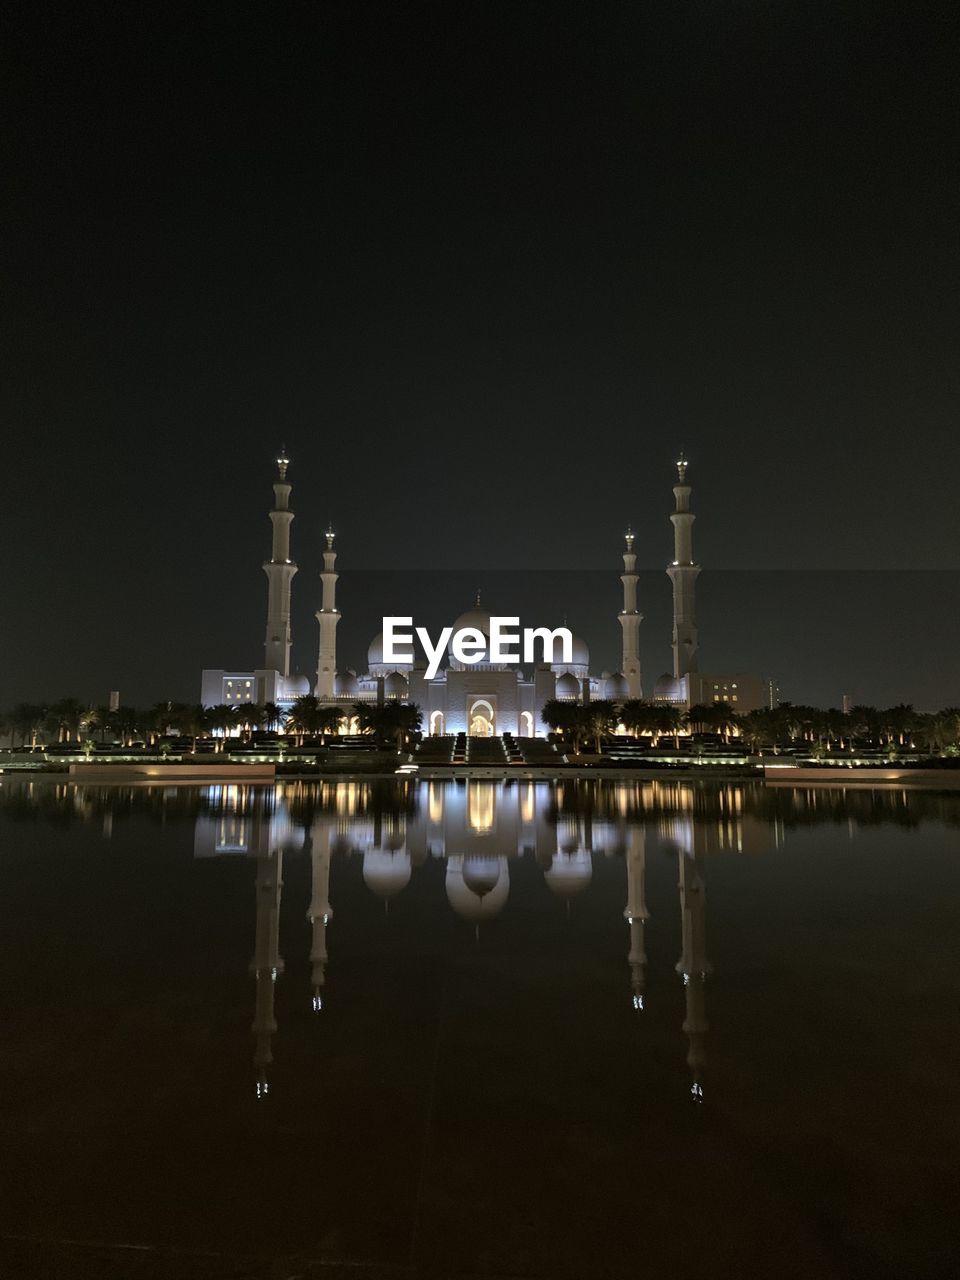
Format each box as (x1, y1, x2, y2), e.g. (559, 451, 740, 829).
(2, 1, 958, 708)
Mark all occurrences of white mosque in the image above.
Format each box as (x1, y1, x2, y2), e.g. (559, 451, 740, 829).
(200, 450, 769, 733)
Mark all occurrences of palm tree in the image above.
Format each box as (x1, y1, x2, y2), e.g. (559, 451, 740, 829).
(10, 703, 45, 748)
(352, 701, 381, 739)
(578, 699, 618, 753)
(653, 704, 687, 748)
(316, 705, 344, 742)
(381, 701, 423, 752)
(261, 702, 283, 733)
(540, 698, 580, 745)
(848, 704, 878, 744)
(709, 703, 739, 744)
(686, 703, 714, 735)
(739, 708, 775, 753)
(168, 703, 207, 752)
(48, 697, 87, 743)
(287, 695, 322, 745)
(145, 703, 173, 744)
(206, 704, 238, 747)
(619, 699, 655, 740)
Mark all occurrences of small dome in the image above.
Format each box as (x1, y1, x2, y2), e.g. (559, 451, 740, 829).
(384, 671, 408, 696)
(653, 673, 686, 702)
(556, 672, 580, 698)
(280, 673, 311, 698)
(544, 848, 593, 897)
(367, 632, 414, 670)
(335, 669, 359, 696)
(363, 849, 411, 898)
(605, 672, 629, 700)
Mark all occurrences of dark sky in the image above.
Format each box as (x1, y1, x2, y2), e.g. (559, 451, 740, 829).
(1, 1, 958, 708)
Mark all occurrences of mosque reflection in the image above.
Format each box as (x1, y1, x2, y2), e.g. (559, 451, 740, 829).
(193, 779, 778, 1103)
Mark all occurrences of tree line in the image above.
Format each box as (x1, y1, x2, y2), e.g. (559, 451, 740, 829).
(541, 699, 960, 756)
(0, 695, 423, 753)
(3, 695, 959, 758)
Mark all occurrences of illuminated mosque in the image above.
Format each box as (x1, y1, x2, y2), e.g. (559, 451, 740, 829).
(200, 451, 769, 732)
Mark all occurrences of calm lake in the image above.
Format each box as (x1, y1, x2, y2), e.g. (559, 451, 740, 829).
(1, 776, 958, 1279)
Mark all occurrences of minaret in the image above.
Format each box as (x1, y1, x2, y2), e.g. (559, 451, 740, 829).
(250, 844, 284, 1098)
(675, 840, 711, 1102)
(263, 449, 297, 677)
(666, 455, 701, 679)
(619, 527, 643, 698)
(307, 816, 333, 1013)
(624, 825, 649, 1010)
(315, 526, 339, 698)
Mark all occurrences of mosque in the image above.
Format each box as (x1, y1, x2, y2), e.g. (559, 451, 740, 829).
(200, 451, 770, 732)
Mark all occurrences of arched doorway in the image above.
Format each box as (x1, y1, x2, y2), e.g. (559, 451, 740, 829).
(468, 698, 496, 737)
(520, 711, 534, 737)
(430, 710, 445, 736)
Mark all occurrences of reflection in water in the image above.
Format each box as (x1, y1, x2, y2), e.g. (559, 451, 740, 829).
(251, 842, 283, 1098)
(6, 776, 959, 1104)
(195, 780, 767, 1098)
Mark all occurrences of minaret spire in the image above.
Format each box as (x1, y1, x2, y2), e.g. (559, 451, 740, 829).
(666, 454, 701, 679)
(315, 524, 340, 698)
(263, 449, 298, 677)
(618, 525, 643, 697)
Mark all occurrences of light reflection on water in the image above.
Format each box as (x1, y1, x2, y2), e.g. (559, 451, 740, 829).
(2, 777, 960, 1276)
(4, 776, 959, 1104)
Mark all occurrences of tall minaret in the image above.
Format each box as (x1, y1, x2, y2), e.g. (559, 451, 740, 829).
(666, 455, 701, 679)
(618, 527, 643, 698)
(315, 526, 339, 698)
(263, 448, 297, 677)
(250, 844, 284, 1098)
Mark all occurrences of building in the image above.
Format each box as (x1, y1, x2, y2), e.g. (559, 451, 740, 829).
(201, 451, 771, 731)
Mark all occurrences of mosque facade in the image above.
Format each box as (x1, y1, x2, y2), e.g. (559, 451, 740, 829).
(200, 451, 770, 732)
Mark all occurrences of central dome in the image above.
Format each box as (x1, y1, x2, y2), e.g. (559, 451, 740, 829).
(447, 607, 491, 648)
(447, 606, 494, 667)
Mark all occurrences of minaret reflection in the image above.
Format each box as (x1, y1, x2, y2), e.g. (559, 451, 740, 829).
(623, 825, 648, 1011)
(250, 840, 284, 1099)
(307, 815, 333, 1013)
(667, 815, 712, 1103)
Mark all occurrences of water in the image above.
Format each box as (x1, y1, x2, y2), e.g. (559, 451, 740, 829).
(1, 776, 958, 1279)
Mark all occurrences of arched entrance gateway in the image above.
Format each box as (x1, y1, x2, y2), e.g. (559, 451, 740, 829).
(520, 710, 534, 737)
(468, 698, 496, 737)
(429, 710, 445, 736)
